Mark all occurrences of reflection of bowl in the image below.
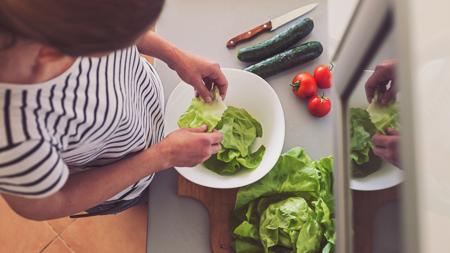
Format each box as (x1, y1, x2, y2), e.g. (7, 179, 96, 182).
(349, 70, 403, 191)
(164, 68, 285, 189)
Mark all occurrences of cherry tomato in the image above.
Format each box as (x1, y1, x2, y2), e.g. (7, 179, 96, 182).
(291, 73, 317, 99)
(314, 64, 333, 89)
(307, 95, 331, 117)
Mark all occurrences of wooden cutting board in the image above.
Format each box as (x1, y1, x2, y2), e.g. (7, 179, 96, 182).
(177, 175, 238, 253)
(178, 173, 401, 253)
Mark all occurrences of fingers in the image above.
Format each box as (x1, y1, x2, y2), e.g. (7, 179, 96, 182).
(373, 146, 400, 167)
(203, 77, 214, 92)
(191, 77, 213, 103)
(187, 125, 208, 133)
(386, 128, 399, 136)
(379, 80, 396, 105)
(210, 144, 222, 154)
(372, 132, 401, 167)
(205, 131, 224, 145)
(205, 63, 228, 99)
(373, 146, 391, 162)
(372, 133, 399, 148)
(372, 133, 392, 148)
(365, 60, 396, 103)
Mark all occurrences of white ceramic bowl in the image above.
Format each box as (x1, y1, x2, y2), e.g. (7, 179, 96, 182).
(164, 68, 285, 188)
(349, 70, 403, 191)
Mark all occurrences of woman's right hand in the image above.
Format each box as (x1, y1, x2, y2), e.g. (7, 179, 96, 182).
(365, 60, 396, 105)
(158, 125, 223, 168)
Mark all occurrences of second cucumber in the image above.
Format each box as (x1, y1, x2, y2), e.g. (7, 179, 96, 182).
(237, 18, 314, 62)
(244, 41, 323, 78)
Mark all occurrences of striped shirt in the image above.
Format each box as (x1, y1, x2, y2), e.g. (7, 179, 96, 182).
(0, 46, 164, 213)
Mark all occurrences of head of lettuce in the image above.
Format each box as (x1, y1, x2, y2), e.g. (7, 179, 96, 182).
(177, 88, 266, 175)
(232, 148, 335, 253)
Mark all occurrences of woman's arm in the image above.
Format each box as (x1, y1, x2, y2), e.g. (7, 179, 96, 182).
(137, 31, 228, 101)
(2, 126, 223, 220)
(2, 143, 166, 220)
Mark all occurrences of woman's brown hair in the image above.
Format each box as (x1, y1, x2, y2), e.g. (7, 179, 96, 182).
(0, 0, 165, 56)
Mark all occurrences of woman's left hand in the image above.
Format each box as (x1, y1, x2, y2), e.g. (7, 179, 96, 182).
(170, 50, 228, 102)
(372, 128, 401, 168)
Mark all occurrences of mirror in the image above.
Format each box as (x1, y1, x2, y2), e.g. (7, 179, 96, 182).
(346, 30, 403, 252)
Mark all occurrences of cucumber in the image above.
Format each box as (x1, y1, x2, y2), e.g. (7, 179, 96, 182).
(244, 41, 323, 78)
(237, 18, 314, 62)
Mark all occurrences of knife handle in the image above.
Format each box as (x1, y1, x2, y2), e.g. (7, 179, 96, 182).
(226, 21, 272, 48)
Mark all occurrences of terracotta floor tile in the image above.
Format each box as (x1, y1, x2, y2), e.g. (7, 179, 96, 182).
(47, 217, 76, 234)
(0, 197, 57, 253)
(41, 237, 73, 253)
(61, 204, 148, 253)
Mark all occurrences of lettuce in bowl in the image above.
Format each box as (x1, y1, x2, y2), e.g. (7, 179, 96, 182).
(177, 90, 265, 175)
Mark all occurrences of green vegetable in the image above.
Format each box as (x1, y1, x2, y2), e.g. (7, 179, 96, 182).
(259, 197, 322, 252)
(232, 148, 335, 253)
(203, 106, 266, 175)
(244, 41, 323, 78)
(237, 146, 266, 170)
(234, 239, 264, 253)
(178, 98, 265, 175)
(367, 94, 399, 134)
(350, 108, 376, 165)
(220, 107, 263, 157)
(238, 18, 314, 62)
(177, 88, 227, 131)
(350, 93, 399, 177)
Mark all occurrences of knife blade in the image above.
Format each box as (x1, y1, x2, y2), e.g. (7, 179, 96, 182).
(226, 3, 318, 48)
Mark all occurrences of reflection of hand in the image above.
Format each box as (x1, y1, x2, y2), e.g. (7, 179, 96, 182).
(159, 126, 223, 168)
(365, 60, 396, 105)
(372, 128, 401, 168)
(171, 51, 228, 102)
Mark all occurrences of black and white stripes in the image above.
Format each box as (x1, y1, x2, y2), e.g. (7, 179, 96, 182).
(0, 46, 164, 206)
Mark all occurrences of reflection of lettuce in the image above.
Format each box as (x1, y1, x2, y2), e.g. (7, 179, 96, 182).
(204, 106, 265, 175)
(177, 88, 227, 131)
(350, 94, 399, 177)
(178, 93, 265, 175)
(367, 95, 400, 134)
(350, 108, 376, 165)
(232, 148, 335, 253)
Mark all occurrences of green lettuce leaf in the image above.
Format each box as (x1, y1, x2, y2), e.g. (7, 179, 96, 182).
(219, 106, 262, 157)
(217, 149, 240, 163)
(237, 146, 266, 170)
(367, 93, 399, 134)
(206, 106, 265, 175)
(350, 108, 375, 165)
(234, 221, 260, 240)
(234, 239, 264, 253)
(235, 148, 317, 210)
(177, 88, 227, 131)
(351, 150, 383, 178)
(203, 155, 240, 175)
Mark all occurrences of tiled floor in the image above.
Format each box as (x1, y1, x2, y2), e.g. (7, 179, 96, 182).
(0, 197, 148, 253)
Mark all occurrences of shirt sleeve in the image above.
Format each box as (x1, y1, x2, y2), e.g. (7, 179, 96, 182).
(0, 139, 69, 198)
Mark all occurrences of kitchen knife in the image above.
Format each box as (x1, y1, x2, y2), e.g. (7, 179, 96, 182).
(226, 3, 318, 48)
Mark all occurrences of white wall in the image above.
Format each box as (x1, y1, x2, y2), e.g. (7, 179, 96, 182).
(402, 0, 450, 252)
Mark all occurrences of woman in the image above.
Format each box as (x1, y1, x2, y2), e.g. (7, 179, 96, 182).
(0, 0, 227, 219)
